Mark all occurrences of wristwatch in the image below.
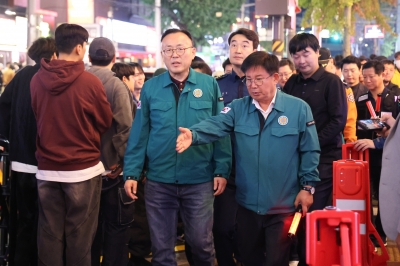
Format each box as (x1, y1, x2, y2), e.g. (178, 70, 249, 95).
(302, 186, 315, 195)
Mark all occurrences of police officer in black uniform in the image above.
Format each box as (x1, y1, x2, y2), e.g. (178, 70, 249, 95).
(214, 28, 258, 266)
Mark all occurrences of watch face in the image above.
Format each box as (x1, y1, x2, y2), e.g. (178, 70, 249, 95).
(310, 187, 315, 195)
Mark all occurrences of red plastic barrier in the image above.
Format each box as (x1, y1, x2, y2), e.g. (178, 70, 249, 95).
(333, 144, 389, 266)
(306, 207, 361, 266)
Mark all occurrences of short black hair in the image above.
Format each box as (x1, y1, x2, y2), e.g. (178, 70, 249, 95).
(359, 55, 368, 62)
(90, 58, 113, 67)
(279, 58, 295, 71)
(192, 56, 205, 63)
(241, 51, 279, 75)
(191, 61, 212, 76)
(28, 37, 57, 64)
(289, 33, 320, 55)
(228, 28, 259, 50)
(341, 55, 361, 70)
(334, 54, 343, 63)
(334, 54, 343, 68)
(381, 59, 394, 66)
(362, 60, 384, 75)
(55, 23, 88, 54)
(222, 58, 231, 70)
(111, 63, 135, 81)
(375, 55, 388, 62)
(394, 51, 400, 59)
(161, 29, 194, 46)
(128, 62, 144, 74)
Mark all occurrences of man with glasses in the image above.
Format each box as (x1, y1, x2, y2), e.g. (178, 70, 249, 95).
(128, 62, 146, 103)
(123, 29, 231, 266)
(214, 28, 258, 266)
(278, 58, 295, 89)
(176, 51, 320, 266)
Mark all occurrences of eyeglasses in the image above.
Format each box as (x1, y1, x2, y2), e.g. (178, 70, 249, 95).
(278, 72, 292, 78)
(162, 47, 193, 56)
(243, 74, 274, 87)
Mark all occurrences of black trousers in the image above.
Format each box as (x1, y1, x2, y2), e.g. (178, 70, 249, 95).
(213, 185, 239, 266)
(298, 162, 333, 266)
(9, 171, 38, 266)
(37, 176, 102, 266)
(128, 180, 151, 259)
(236, 205, 293, 266)
(92, 176, 135, 266)
(370, 157, 386, 241)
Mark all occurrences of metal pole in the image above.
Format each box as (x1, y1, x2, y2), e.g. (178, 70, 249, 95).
(155, 0, 162, 68)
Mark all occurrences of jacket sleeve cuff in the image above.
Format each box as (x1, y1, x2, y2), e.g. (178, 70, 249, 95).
(124, 175, 140, 181)
(214, 173, 229, 179)
(299, 181, 317, 187)
(373, 137, 386, 150)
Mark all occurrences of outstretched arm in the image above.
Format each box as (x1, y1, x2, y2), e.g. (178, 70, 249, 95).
(176, 127, 193, 153)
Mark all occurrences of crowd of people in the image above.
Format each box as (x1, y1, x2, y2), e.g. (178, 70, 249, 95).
(0, 22, 399, 266)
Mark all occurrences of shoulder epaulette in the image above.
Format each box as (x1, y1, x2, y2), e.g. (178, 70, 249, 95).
(215, 74, 228, 80)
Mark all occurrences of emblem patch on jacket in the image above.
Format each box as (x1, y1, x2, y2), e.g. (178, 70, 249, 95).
(358, 94, 368, 102)
(193, 88, 203, 98)
(278, 116, 288, 125)
(306, 120, 315, 126)
(221, 107, 231, 114)
(137, 101, 141, 109)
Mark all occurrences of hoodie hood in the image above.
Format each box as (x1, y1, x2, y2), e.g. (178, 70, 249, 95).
(36, 58, 85, 95)
(87, 66, 116, 85)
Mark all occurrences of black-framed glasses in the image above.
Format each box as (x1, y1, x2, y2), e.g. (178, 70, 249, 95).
(242, 74, 274, 87)
(278, 72, 293, 78)
(162, 47, 193, 56)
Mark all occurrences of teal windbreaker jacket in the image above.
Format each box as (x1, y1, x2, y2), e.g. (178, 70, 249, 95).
(123, 69, 231, 184)
(190, 91, 320, 214)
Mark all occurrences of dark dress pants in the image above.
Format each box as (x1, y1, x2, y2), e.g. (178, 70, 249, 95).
(92, 176, 134, 266)
(213, 184, 239, 266)
(128, 180, 152, 263)
(298, 162, 333, 266)
(236, 205, 293, 266)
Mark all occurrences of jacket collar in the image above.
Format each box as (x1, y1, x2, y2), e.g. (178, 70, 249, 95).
(161, 68, 197, 88)
(296, 66, 325, 82)
(248, 90, 284, 113)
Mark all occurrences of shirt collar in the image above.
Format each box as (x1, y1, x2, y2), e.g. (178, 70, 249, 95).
(162, 68, 197, 88)
(297, 66, 325, 82)
(251, 89, 277, 113)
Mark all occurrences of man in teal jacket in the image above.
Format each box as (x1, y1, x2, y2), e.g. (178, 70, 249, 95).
(177, 51, 320, 266)
(123, 29, 231, 266)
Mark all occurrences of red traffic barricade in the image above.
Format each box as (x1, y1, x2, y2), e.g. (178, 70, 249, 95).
(307, 207, 361, 266)
(333, 143, 389, 266)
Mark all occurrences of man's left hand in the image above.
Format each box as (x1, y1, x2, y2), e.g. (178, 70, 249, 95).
(213, 177, 227, 196)
(354, 139, 375, 152)
(294, 190, 313, 217)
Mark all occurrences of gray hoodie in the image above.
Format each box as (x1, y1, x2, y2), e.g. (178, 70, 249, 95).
(87, 66, 134, 170)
